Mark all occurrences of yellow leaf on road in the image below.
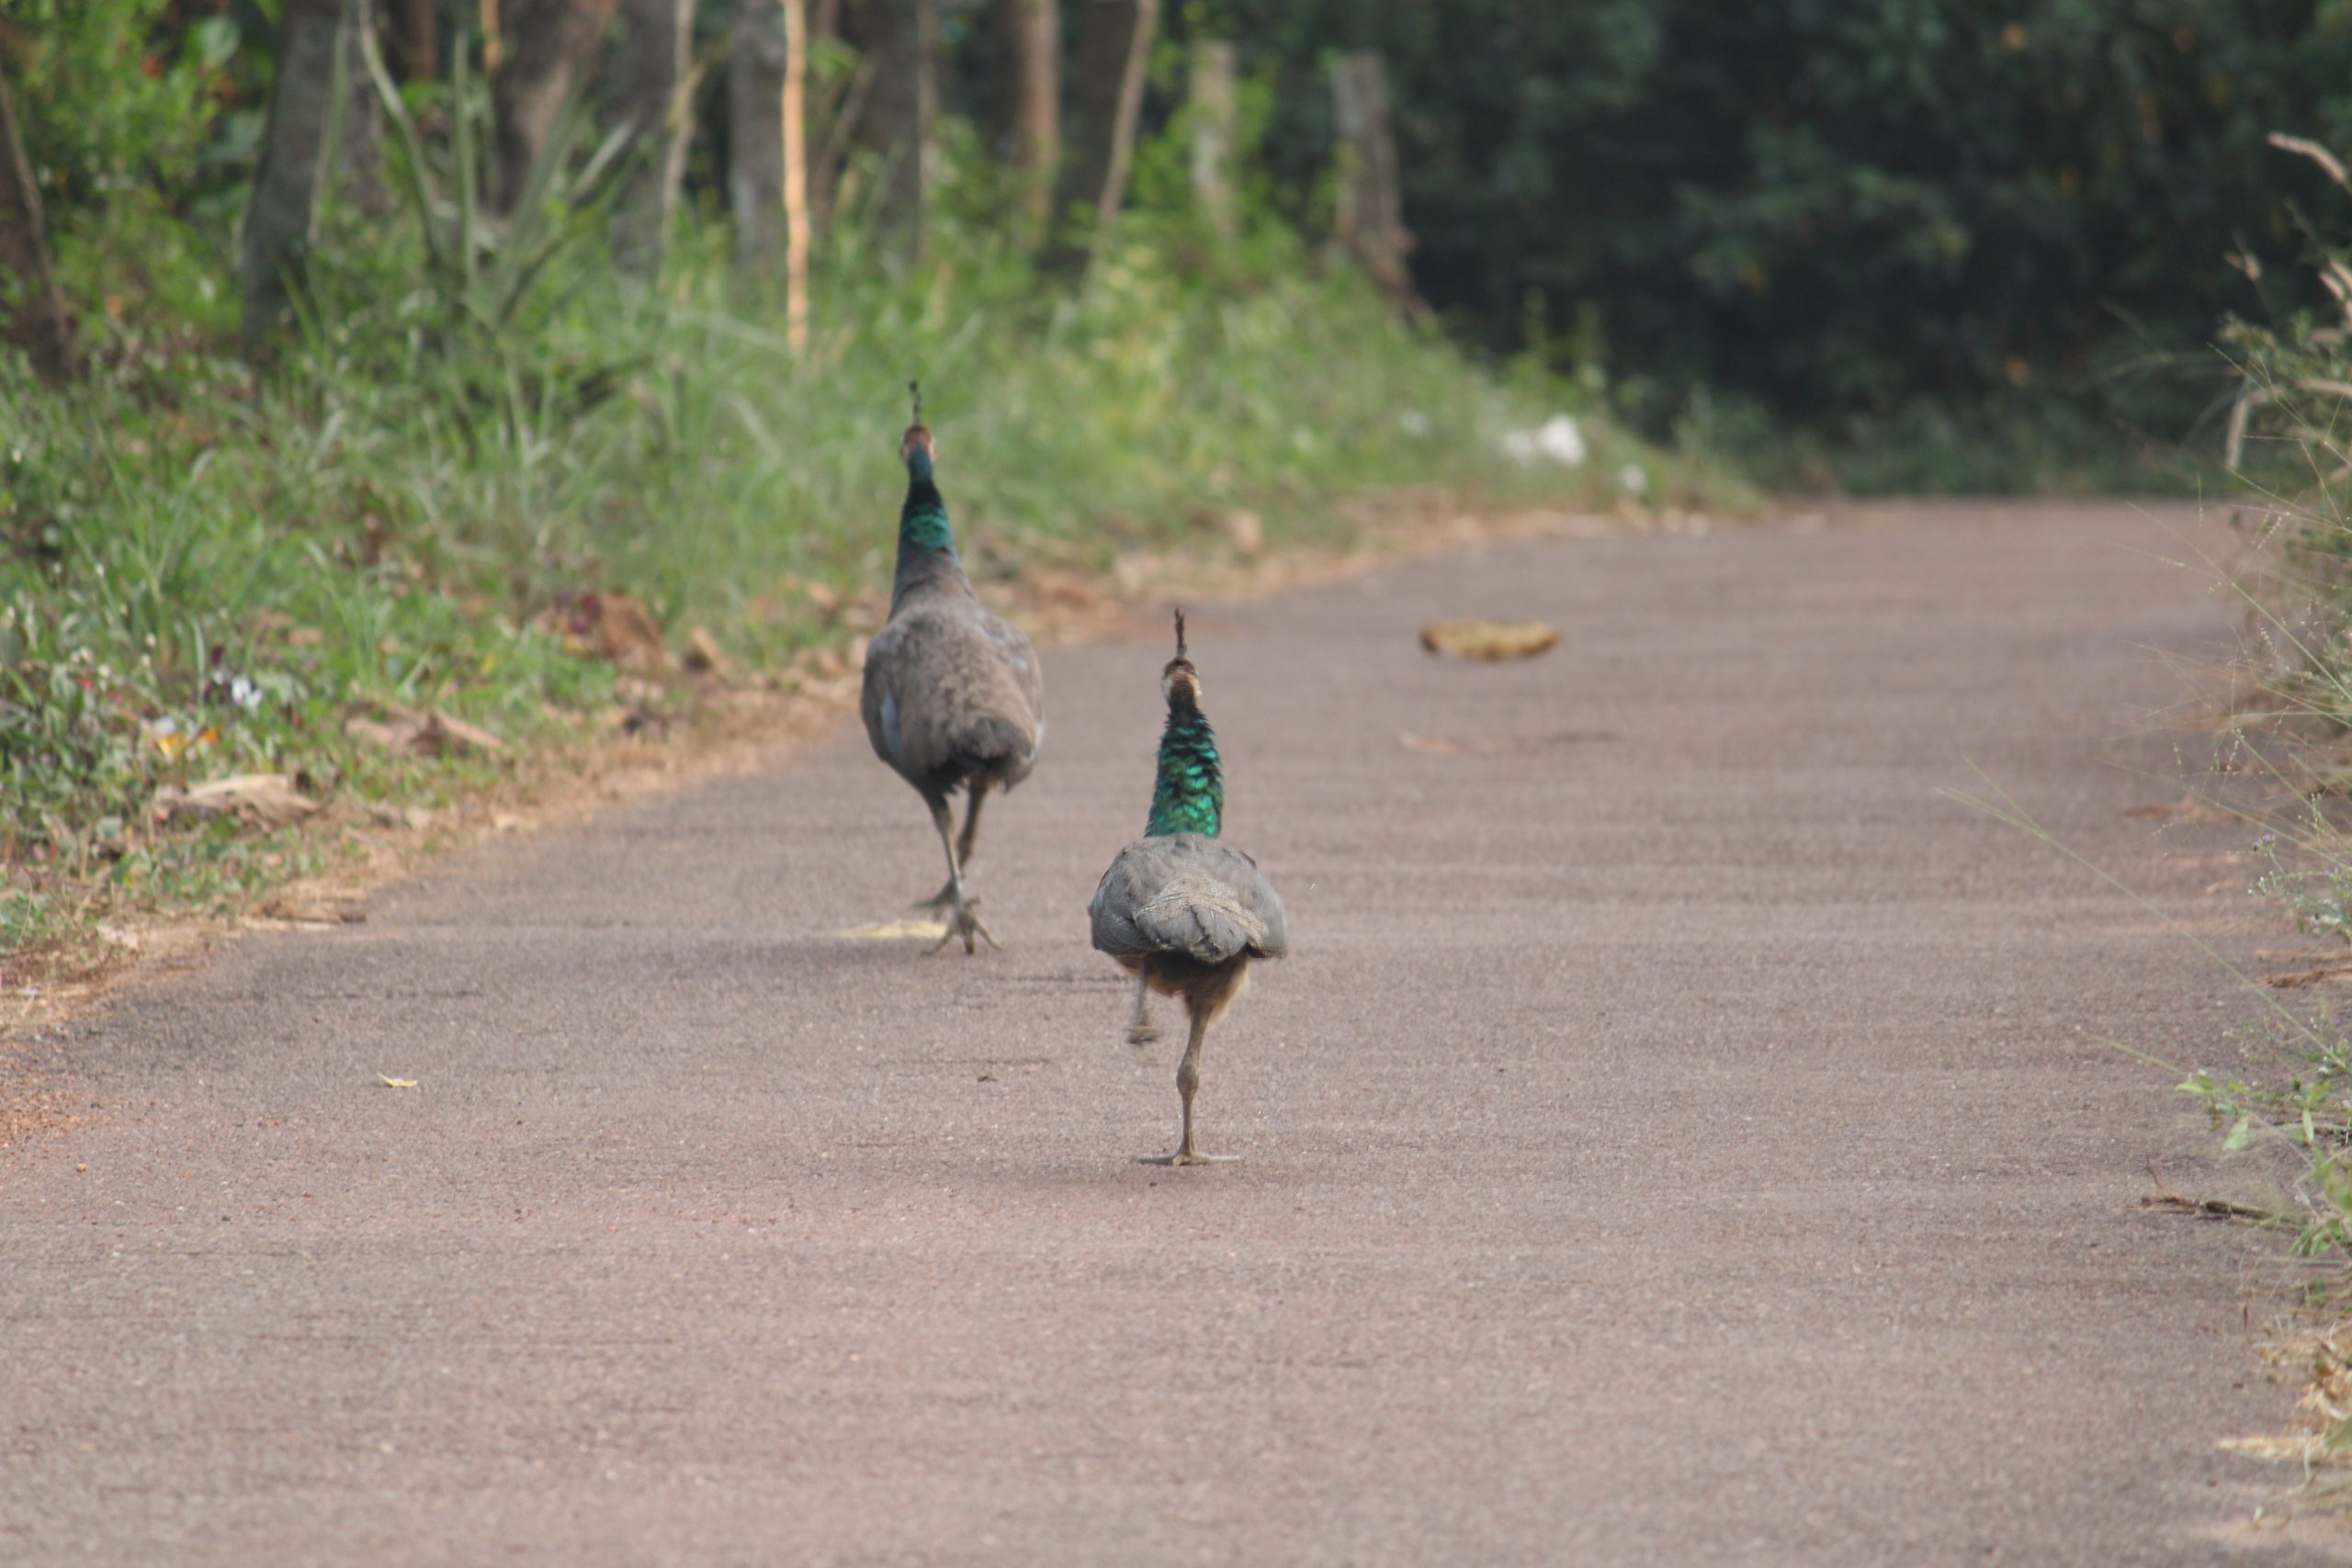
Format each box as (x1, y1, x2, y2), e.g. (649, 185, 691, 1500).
(377, 1075, 418, 1089)
(1419, 620, 1561, 660)
(828, 919, 949, 942)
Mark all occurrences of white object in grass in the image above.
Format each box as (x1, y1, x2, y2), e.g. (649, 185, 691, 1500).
(1501, 414, 1586, 467)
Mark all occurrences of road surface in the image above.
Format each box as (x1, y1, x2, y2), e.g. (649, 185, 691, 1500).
(2, 502, 2324, 1565)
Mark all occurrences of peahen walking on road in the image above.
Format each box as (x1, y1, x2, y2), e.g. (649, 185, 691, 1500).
(859, 385, 1044, 953)
(1089, 611, 1287, 1164)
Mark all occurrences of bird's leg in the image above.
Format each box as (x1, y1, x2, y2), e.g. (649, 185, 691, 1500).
(1143, 1007, 1237, 1165)
(955, 778, 989, 871)
(922, 795, 998, 955)
(915, 781, 991, 912)
(1126, 959, 1159, 1045)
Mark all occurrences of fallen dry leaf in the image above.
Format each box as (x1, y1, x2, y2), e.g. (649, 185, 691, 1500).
(153, 773, 322, 829)
(260, 895, 365, 925)
(1420, 620, 1562, 660)
(828, 918, 951, 942)
(2120, 795, 2233, 824)
(2267, 960, 2352, 988)
(345, 706, 504, 759)
(344, 716, 407, 751)
(538, 589, 672, 672)
(594, 592, 669, 671)
(418, 708, 503, 755)
(376, 1074, 418, 1089)
(682, 626, 732, 677)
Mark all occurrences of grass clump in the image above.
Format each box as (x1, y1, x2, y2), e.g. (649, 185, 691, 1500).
(2140, 130, 2352, 1490)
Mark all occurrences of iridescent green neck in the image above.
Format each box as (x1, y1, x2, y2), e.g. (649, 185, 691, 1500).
(1146, 701, 1223, 837)
(899, 448, 956, 556)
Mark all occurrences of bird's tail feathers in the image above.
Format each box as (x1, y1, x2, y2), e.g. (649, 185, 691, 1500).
(948, 713, 1035, 777)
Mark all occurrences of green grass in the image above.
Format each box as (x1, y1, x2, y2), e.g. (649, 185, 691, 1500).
(2109, 178, 2352, 1477)
(0, 203, 1724, 956)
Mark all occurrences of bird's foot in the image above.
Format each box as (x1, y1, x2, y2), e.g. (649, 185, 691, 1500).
(1138, 1150, 1239, 1167)
(911, 879, 957, 915)
(927, 898, 1001, 955)
(1126, 1021, 1160, 1046)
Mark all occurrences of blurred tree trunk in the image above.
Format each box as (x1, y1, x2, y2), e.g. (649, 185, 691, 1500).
(336, 0, 386, 214)
(729, 0, 786, 270)
(241, 0, 346, 351)
(804, 0, 859, 235)
(1188, 38, 1234, 236)
(487, 0, 618, 214)
(611, 0, 695, 276)
(399, 0, 437, 79)
(992, 0, 1056, 230)
(1328, 51, 1414, 304)
(781, 0, 808, 346)
(1045, 0, 1156, 277)
(849, 0, 936, 259)
(0, 68, 72, 381)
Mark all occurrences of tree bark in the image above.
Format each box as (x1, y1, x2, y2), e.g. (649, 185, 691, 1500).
(728, 0, 786, 271)
(850, 0, 935, 258)
(803, 0, 859, 235)
(782, 0, 808, 347)
(1046, 0, 1156, 277)
(0, 67, 72, 381)
(487, 0, 618, 214)
(611, 0, 695, 276)
(335, 0, 386, 215)
(994, 0, 1056, 228)
(1329, 50, 1414, 303)
(399, 0, 436, 79)
(1187, 37, 1234, 236)
(241, 0, 347, 351)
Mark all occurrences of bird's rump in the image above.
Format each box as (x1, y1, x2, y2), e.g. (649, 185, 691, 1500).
(861, 599, 1042, 793)
(1090, 833, 1288, 965)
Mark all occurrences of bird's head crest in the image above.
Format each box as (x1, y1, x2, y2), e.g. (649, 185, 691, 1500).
(1161, 607, 1202, 709)
(900, 379, 934, 466)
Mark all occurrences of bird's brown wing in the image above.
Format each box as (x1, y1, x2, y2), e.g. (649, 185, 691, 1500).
(1090, 833, 1286, 964)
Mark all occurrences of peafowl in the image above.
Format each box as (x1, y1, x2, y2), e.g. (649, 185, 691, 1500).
(1088, 611, 1287, 1164)
(859, 385, 1044, 953)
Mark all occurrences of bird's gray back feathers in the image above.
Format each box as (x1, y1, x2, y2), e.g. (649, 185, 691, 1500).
(861, 579, 1043, 795)
(1090, 832, 1287, 965)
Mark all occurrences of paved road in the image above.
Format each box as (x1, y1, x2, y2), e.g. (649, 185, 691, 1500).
(1, 502, 2324, 1565)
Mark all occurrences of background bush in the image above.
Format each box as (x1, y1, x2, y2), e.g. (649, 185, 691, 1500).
(1182, 0, 2352, 485)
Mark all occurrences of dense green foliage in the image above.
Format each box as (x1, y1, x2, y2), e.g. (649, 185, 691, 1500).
(1181, 0, 2352, 485)
(4, 0, 266, 341)
(17, 1, 2350, 485)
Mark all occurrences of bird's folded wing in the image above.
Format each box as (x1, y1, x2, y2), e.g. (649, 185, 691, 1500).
(978, 609, 1045, 720)
(863, 604, 1041, 784)
(1091, 839, 1287, 963)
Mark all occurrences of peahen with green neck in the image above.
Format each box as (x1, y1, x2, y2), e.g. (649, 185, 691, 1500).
(859, 386, 1044, 953)
(1088, 611, 1288, 1164)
